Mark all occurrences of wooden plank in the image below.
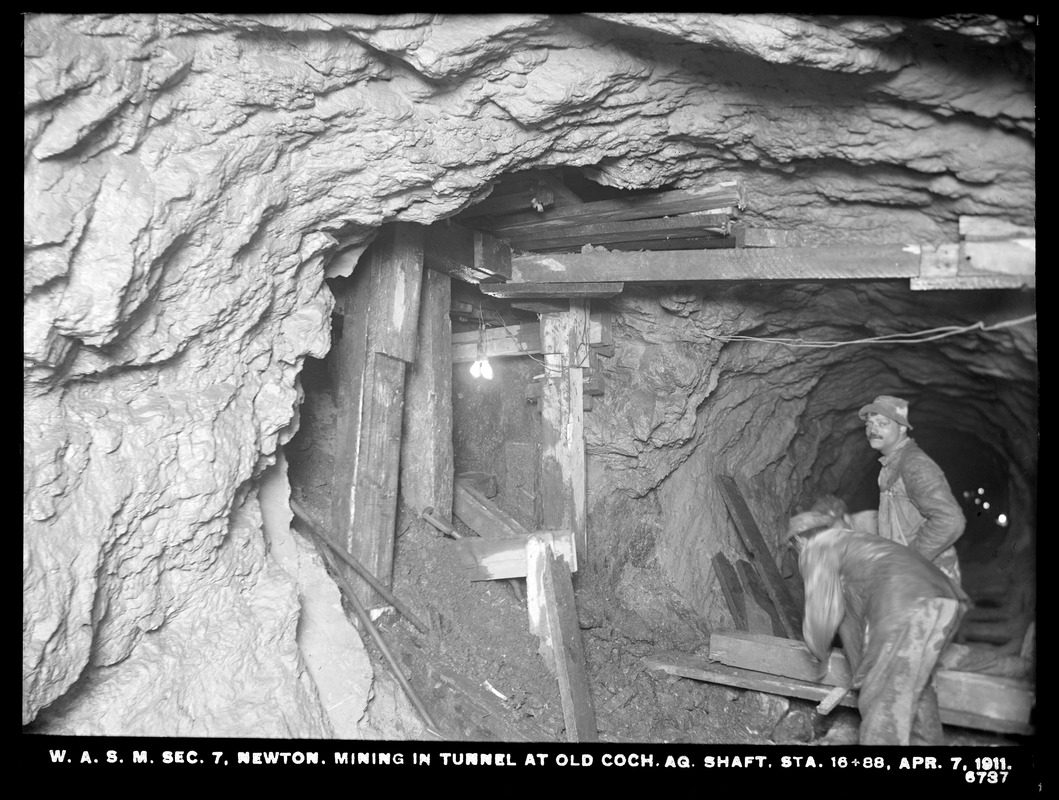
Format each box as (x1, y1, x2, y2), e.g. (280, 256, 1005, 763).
(707, 630, 1036, 735)
(538, 302, 588, 564)
(451, 314, 604, 363)
(511, 244, 923, 284)
(451, 529, 576, 581)
(527, 534, 597, 742)
(331, 225, 424, 608)
(910, 274, 1035, 291)
(400, 265, 453, 517)
(736, 559, 786, 637)
(503, 214, 729, 252)
(962, 240, 1035, 276)
(959, 216, 1035, 241)
(479, 281, 624, 300)
(717, 475, 802, 638)
(486, 181, 746, 237)
(351, 353, 406, 606)
(711, 553, 748, 631)
(454, 478, 531, 538)
(645, 652, 858, 708)
(646, 652, 1035, 736)
(586, 235, 735, 253)
(366, 223, 425, 363)
(425, 221, 512, 283)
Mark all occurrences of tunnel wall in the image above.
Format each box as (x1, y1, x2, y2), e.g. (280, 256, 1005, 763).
(584, 284, 1036, 629)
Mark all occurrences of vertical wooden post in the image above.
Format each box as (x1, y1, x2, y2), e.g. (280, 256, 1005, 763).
(331, 223, 425, 608)
(400, 265, 454, 520)
(538, 300, 589, 565)
(526, 533, 597, 742)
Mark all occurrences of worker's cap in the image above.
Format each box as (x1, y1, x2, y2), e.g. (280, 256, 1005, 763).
(784, 511, 841, 545)
(858, 395, 913, 430)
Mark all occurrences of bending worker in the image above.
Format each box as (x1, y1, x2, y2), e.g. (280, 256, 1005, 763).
(859, 395, 966, 588)
(786, 510, 969, 745)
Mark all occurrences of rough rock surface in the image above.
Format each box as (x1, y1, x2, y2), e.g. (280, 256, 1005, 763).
(24, 13, 1034, 736)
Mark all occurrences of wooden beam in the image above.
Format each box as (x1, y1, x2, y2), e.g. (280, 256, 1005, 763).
(485, 181, 746, 238)
(454, 478, 531, 538)
(331, 224, 424, 607)
(959, 216, 1035, 241)
(478, 281, 624, 300)
(511, 244, 922, 284)
(425, 221, 511, 283)
(452, 314, 604, 363)
(366, 222, 425, 363)
(712, 553, 748, 631)
(452, 529, 576, 581)
(706, 630, 1035, 735)
(527, 533, 597, 742)
(717, 475, 802, 639)
(587, 236, 735, 253)
(538, 302, 588, 564)
(400, 265, 454, 517)
(646, 653, 860, 708)
(502, 214, 729, 252)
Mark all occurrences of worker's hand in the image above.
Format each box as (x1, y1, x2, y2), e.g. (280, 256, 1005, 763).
(811, 659, 829, 683)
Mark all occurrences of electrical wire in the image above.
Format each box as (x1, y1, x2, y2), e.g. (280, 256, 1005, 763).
(704, 313, 1036, 350)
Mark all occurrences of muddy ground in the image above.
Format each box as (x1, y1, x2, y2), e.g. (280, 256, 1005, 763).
(286, 355, 1028, 746)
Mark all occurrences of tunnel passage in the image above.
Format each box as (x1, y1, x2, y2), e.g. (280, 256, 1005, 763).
(554, 280, 1038, 652)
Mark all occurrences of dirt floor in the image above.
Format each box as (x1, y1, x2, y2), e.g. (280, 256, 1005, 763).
(286, 356, 1031, 746)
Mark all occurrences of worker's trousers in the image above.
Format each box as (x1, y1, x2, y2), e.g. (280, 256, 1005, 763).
(856, 597, 962, 745)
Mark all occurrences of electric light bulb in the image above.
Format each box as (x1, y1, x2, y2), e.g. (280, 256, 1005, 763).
(470, 360, 481, 378)
(480, 359, 493, 380)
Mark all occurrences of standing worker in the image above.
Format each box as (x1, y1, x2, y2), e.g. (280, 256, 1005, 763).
(786, 510, 969, 745)
(859, 395, 966, 589)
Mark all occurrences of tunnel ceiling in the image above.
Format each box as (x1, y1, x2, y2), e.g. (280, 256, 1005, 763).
(23, 13, 1035, 737)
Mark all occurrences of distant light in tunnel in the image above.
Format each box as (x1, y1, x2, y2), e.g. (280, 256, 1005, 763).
(983, 501, 991, 510)
(978, 487, 985, 495)
(974, 498, 982, 505)
(998, 514, 1008, 526)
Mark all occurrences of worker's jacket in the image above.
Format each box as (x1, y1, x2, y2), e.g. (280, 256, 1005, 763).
(795, 527, 968, 686)
(876, 438, 965, 588)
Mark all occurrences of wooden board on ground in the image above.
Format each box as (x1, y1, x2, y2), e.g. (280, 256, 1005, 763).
(452, 529, 576, 581)
(454, 477, 532, 538)
(527, 533, 597, 742)
(706, 630, 1035, 735)
(717, 475, 801, 638)
(645, 652, 859, 709)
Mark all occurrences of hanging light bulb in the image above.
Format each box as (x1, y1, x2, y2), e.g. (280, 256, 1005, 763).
(469, 303, 493, 380)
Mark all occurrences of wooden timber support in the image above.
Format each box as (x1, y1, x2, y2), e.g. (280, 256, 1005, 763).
(453, 477, 529, 600)
(527, 533, 598, 742)
(506, 238, 1034, 290)
(451, 313, 606, 363)
(424, 220, 511, 284)
(400, 262, 454, 523)
(716, 475, 802, 639)
(538, 300, 589, 565)
(331, 223, 424, 608)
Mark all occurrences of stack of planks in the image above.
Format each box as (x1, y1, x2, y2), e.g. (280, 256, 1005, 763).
(460, 172, 746, 254)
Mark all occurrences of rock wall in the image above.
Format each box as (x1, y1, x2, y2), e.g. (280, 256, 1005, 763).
(584, 284, 1036, 628)
(23, 13, 1034, 734)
